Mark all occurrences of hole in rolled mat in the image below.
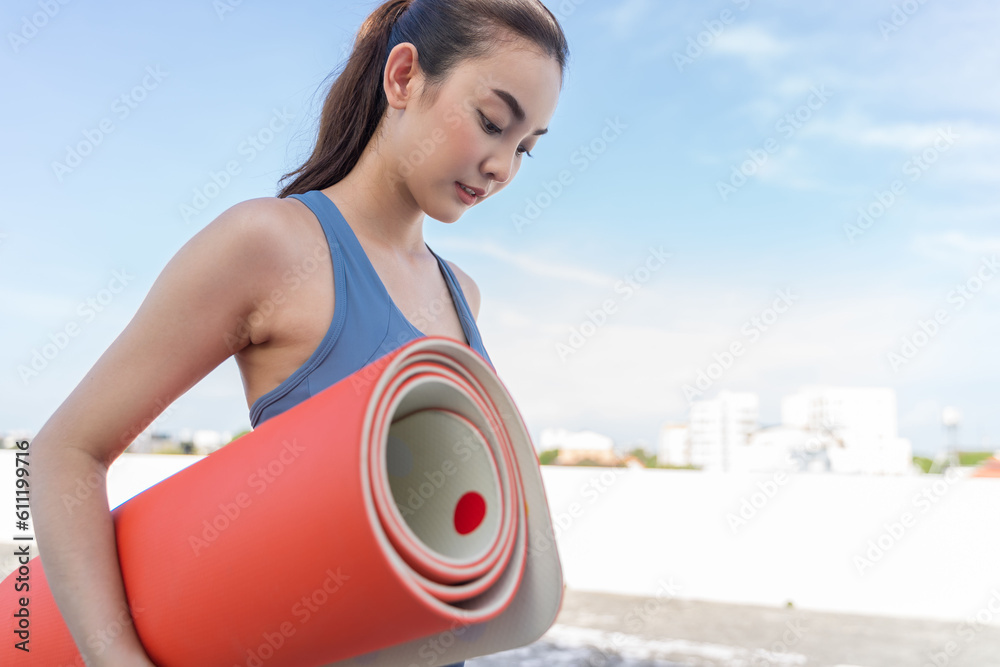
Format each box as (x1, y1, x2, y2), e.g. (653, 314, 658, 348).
(386, 407, 500, 560)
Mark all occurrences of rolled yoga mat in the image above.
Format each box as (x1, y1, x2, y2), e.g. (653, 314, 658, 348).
(2, 337, 564, 666)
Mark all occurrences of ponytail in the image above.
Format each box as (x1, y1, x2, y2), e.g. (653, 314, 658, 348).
(277, 0, 569, 198)
(277, 0, 408, 198)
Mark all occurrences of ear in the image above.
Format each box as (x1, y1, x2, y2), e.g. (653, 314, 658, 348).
(384, 42, 422, 111)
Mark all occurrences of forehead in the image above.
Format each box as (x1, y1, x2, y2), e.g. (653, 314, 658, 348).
(440, 40, 562, 125)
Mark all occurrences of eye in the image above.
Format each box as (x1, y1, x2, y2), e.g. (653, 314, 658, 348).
(478, 111, 502, 135)
(479, 111, 532, 158)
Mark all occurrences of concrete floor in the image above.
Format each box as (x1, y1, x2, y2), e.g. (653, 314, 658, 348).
(5, 546, 998, 666)
(468, 588, 1000, 667)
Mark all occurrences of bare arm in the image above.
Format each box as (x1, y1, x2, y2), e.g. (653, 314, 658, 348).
(29, 198, 289, 665)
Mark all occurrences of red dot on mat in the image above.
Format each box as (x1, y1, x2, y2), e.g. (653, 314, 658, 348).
(453, 492, 486, 535)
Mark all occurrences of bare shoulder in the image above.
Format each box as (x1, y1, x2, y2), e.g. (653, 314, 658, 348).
(29, 195, 315, 470)
(445, 260, 481, 320)
(209, 196, 307, 258)
(205, 195, 328, 280)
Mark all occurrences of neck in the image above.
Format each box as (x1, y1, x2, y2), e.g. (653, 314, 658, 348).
(321, 136, 427, 255)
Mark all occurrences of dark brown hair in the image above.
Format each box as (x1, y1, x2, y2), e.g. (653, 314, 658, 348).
(276, 0, 569, 198)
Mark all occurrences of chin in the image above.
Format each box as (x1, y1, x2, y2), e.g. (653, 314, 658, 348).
(420, 199, 464, 224)
(428, 211, 462, 224)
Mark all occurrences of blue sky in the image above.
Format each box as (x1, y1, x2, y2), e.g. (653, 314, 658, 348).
(2, 0, 997, 456)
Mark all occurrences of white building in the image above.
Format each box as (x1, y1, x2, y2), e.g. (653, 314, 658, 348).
(783, 386, 897, 441)
(1, 430, 33, 450)
(688, 391, 759, 471)
(729, 386, 913, 475)
(193, 429, 231, 454)
(787, 386, 912, 474)
(176, 428, 233, 454)
(538, 428, 618, 466)
(125, 428, 233, 455)
(732, 425, 838, 473)
(657, 423, 691, 467)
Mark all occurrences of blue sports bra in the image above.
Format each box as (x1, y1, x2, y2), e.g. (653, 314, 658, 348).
(249, 189, 493, 428)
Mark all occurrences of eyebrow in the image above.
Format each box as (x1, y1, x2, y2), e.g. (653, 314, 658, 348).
(491, 88, 548, 136)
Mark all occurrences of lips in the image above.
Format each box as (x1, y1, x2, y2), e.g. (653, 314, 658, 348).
(456, 181, 485, 206)
(457, 182, 486, 197)
(456, 181, 486, 197)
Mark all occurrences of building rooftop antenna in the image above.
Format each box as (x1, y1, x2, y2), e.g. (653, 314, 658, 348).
(941, 407, 961, 470)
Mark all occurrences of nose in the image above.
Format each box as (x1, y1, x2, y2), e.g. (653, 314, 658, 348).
(483, 148, 516, 186)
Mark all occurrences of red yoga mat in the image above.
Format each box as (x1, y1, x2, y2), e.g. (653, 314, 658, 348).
(2, 337, 564, 666)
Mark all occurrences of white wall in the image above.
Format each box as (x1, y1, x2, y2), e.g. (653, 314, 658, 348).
(3, 451, 998, 625)
(541, 465, 1000, 625)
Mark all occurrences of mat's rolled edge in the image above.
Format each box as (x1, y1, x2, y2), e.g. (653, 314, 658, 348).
(328, 337, 564, 667)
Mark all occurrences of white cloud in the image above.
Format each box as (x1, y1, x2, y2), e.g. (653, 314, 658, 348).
(601, 0, 656, 39)
(436, 238, 615, 287)
(486, 284, 918, 415)
(936, 232, 1000, 254)
(911, 232, 1000, 263)
(802, 114, 1000, 151)
(0, 287, 79, 324)
(935, 159, 1000, 185)
(475, 268, 1000, 454)
(711, 24, 791, 59)
(742, 144, 858, 195)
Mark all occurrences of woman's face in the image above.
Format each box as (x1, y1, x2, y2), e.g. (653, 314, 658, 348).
(387, 39, 563, 223)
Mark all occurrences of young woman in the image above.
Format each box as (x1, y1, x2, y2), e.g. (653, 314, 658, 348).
(29, 0, 568, 665)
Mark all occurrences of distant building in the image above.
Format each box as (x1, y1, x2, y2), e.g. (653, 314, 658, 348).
(175, 428, 233, 454)
(621, 454, 647, 469)
(689, 391, 759, 471)
(193, 429, 231, 454)
(727, 386, 913, 475)
(783, 386, 897, 440)
(124, 428, 232, 455)
(1, 430, 33, 449)
(0, 429, 35, 449)
(125, 432, 154, 454)
(731, 425, 837, 473)
(539, 428, 619, 466)
(786, 386, 912, 474)
(657, 423, 691, 467)
(126, 432, 182, 454)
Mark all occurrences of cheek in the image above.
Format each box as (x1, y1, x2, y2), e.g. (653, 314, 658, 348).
(435, 118, 484, 170)
(411, 111, 489, 188)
